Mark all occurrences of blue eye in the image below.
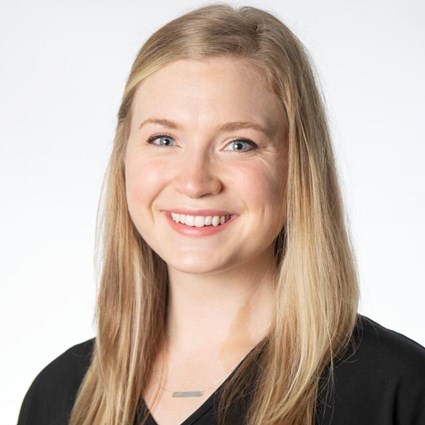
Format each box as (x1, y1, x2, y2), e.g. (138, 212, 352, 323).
(147, 134, 175, 147)
(224, 139, 257, 152)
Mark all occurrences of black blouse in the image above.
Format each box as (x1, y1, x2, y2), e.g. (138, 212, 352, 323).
(17, 316, 425, 425)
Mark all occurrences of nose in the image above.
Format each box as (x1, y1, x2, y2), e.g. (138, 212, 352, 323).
(173, 150, 223, 198)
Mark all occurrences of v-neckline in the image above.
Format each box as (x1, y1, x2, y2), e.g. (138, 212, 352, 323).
(138, 342, 262, 425)
(139, 370, 229, 425)
(141, 387, 218, 425)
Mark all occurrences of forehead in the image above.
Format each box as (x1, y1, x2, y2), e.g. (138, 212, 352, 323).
(131, 57, 285, 131)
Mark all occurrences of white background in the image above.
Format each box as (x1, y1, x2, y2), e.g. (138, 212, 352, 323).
(1, 0, 424, 422)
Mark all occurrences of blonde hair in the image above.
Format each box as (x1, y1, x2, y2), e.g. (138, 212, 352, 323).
(69, 4, 359, 425)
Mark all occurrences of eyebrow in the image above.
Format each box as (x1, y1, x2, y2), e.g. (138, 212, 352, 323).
(139, 118, 272, 137)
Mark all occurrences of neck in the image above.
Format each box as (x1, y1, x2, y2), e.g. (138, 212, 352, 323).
(165, 255, 276, 358)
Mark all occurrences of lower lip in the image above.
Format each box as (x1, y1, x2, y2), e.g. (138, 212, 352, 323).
(164, 213, 238, 237)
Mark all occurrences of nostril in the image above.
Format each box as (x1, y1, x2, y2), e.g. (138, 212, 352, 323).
(174, 171, 223, 198)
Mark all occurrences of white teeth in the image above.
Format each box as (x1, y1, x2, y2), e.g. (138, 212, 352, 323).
(185, 215, 195, 226)
(194, 216, 204, 227)
(170, 213, 230, 227)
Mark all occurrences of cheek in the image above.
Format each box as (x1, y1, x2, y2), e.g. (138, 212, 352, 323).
(124, 157, 167, 248)
(236, 163, 286, 209)
(124, 157, 164, 217)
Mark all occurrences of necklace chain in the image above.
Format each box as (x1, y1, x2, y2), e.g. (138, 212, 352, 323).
(154, 347, 254, 398)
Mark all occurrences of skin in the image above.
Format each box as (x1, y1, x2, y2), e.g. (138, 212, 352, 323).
(124, 57, 288, 424)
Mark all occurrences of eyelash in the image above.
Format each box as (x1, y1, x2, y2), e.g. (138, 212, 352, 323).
(146, 134, 258, 152)
(226, 139, 258, 152)
(146, 133, 175, 147)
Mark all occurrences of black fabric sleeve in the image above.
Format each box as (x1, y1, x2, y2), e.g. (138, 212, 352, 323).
(17, 339, 94, 425)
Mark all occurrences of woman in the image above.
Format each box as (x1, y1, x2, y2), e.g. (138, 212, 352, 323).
(18, 4, 425, 425)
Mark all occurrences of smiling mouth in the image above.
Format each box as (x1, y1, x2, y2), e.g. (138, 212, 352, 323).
(170, 213, 231, 227)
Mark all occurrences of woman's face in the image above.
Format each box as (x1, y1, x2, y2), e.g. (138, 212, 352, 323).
(125, 57, 288, 276)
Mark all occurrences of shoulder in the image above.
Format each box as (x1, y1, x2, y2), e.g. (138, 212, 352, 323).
(347, 315, 425, 379)
(17, 338, 95, 425)
(317, 315, 425, 425)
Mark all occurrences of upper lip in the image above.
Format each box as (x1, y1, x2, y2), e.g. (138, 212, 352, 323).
(164, 209, 235, 216)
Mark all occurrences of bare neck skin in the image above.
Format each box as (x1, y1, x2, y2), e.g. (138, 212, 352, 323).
(143, 251, 276, 423)
(165, 248, 276, 363)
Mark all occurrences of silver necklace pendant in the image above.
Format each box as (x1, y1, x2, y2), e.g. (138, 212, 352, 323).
(172, 390, 204, 398)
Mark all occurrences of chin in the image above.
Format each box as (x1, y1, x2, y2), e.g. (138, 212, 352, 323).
(165, 255, 231, 276)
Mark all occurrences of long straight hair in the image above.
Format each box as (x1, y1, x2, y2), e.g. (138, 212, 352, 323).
(69, 4, 359, 424)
